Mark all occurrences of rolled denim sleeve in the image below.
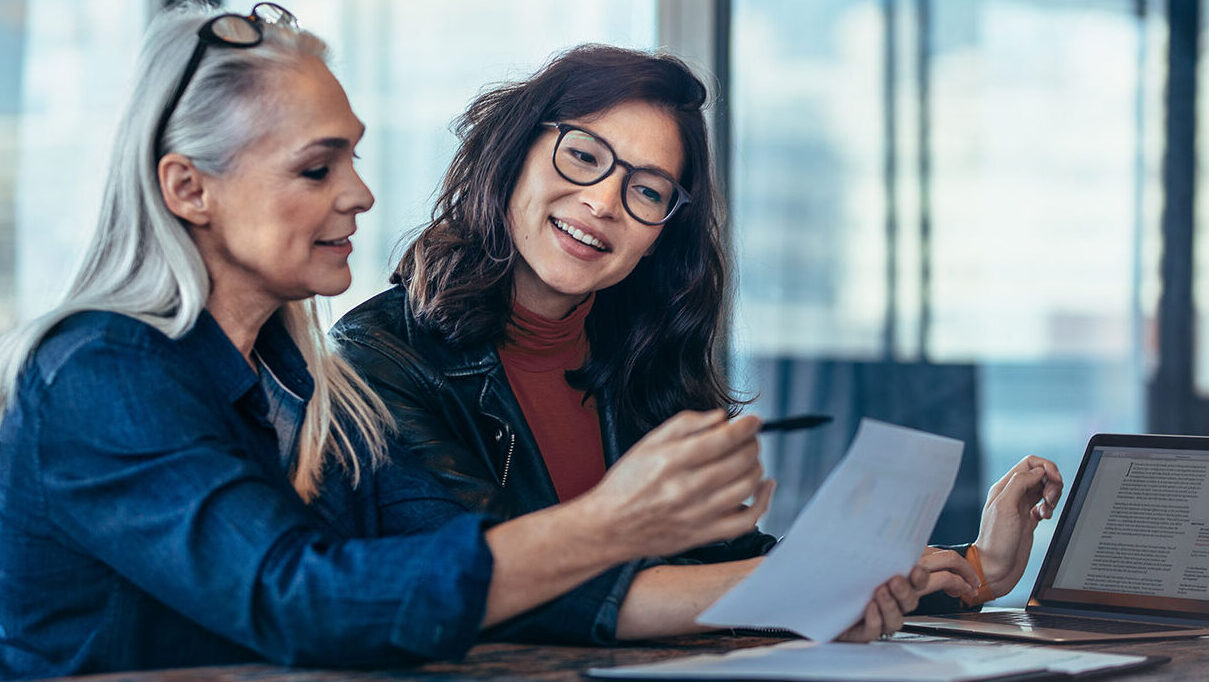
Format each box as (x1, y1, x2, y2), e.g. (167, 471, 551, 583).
(32, 336, 493, 666)
(371, 449, 649, 645)
(481, 557, 659, 645)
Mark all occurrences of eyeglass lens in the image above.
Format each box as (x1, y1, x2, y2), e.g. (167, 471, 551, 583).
(251, 2, 298, 26)
(554, 129, 681, 225)
(210, 4, 296, 44)
(208, 15, 261, 44)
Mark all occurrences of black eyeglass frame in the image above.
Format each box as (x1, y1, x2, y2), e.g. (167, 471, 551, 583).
(541, 122, 692, 226)
(153, 3, 296, 161)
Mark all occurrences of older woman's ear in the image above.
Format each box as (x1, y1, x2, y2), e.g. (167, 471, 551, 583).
(158, 153, 209, 226)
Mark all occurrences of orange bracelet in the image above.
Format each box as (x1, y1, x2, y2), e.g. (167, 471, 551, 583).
(961, 544, 996, 607)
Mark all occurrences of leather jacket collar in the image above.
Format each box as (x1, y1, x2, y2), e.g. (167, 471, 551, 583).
(333, 285, 629, 518)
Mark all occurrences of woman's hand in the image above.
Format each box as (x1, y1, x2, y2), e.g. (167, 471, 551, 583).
(576, 409, 774, 561)
(973, 455, 1064, 597)
(835, 565, 930, 642)
(917, 546, 980, 599)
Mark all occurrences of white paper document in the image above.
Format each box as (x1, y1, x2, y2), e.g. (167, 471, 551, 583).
(587, 639, 1153, 682)
(697, 419, 963, 641)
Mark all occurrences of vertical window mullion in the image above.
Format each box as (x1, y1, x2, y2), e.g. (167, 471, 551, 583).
(1151, 0, 1204, 432)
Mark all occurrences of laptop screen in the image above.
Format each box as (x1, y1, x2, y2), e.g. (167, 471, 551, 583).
(1032, 434, 1209, 621)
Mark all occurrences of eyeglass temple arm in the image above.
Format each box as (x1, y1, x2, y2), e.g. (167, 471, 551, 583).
(153, 41, 210, 161)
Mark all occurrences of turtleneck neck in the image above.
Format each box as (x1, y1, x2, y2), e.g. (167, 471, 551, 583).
(503, 293, 594, 372)
(498, 292, 605, 502)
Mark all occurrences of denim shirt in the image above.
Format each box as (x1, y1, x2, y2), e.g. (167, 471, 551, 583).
(0, 310, 496, 679)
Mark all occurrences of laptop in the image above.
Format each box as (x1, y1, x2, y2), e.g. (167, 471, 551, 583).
(904, 433, 1209, 643)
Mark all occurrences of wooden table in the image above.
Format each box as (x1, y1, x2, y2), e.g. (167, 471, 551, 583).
(45, 633, 1209, 681)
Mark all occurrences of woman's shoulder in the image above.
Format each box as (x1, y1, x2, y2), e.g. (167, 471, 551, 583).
(332, 285, 415, 346)
(27, 309, 239, 401)
(19, 310, 242, 449)
(32, 311, 176, 378)
(332, 286, 497, 382)
(331, 285, 438, 382)
(333, 286, 464, 366)
(15, 311, 210, 444)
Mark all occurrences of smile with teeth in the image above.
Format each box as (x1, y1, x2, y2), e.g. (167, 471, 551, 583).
(315, 237, 350, 246)
(552, 218, 607, 252)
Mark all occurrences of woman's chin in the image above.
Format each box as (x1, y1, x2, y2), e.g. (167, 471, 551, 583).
(308, 275, 353, 299)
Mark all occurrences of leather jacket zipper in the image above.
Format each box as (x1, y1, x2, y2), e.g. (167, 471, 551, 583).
(500, 430, 516, 489)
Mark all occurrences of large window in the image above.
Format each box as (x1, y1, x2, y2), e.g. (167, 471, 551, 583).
(730, 0, 1163, 605)
(4, 0, 150, 325)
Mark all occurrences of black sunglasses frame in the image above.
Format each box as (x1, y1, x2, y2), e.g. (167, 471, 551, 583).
(542, 122, 692, 226)
(153, 3, 296, 161)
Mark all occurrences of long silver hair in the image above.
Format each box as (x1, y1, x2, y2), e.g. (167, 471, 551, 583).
(0, 3, 389, 500)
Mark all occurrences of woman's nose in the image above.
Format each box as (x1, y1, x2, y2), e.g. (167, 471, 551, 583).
(579, 169, 624, 219)
(340, 167, 375, 214)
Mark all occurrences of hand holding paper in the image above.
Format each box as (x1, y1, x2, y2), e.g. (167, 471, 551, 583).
(697, 419, 964, 641)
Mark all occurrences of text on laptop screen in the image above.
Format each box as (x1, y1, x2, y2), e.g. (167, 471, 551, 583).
(1037, 444, 1209, 615)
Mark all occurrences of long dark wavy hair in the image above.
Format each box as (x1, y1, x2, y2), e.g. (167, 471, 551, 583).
(395, 43, 741, 438)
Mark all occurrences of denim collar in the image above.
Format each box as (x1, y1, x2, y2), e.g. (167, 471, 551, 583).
(179, 309, 314, 407)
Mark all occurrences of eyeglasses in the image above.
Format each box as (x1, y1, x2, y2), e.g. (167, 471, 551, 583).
(542, 122, 691, 226)
(153, 3, 298, 160)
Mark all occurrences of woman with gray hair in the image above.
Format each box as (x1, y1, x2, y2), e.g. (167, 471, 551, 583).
(0, 3, 783, 678)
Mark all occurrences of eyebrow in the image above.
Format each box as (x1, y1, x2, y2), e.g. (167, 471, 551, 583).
(295, 122, 367, 156)
(577, 124, 679, 178)
(303, 138, 349, 151)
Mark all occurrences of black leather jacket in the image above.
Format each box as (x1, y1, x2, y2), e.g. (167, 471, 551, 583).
(332, 285, 777, 562)
(333, 285, 968, 616)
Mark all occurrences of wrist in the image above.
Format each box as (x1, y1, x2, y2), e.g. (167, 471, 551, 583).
(558, 491, 634, 566)
(961, 544, 996, 607)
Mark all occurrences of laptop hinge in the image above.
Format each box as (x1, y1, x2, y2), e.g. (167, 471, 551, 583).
(1028, 603, 1209, 626)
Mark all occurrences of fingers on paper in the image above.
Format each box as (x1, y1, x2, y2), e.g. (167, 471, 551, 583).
(874, 584, 904, 634)
(843, 601, 883, 643)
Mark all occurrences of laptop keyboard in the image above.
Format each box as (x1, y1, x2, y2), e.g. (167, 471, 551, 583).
(936, 611, 1197, 634)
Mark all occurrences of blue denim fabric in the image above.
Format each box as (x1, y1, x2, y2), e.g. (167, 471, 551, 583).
(314, 440, 641, 647)
(362, 447, 638, 643)
(254, 350, 305, 469)
(0, 311, 495, 679)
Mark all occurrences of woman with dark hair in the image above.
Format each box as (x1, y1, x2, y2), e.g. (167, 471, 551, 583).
(334, 44, 1062, 642)
(401, 44, 731, 445)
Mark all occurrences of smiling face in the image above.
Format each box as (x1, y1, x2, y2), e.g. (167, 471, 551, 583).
(506, 100, 684, 319)
(191, 56, 373, 312)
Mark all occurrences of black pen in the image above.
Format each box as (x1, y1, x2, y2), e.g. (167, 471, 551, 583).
(758, 414, 832, 432)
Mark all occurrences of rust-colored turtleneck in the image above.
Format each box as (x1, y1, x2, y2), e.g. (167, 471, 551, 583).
(498, 295, 605, 502)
